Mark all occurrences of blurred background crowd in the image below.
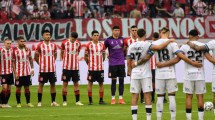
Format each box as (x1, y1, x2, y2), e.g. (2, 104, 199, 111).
(0, 0, 214, 20)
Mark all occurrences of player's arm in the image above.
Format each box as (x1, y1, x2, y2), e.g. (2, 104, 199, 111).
(54, 45, 57, 60)
(156, 57, 181, 68)
(84, 53, 88, 64)
(34, 52, 39, 65)
(187, 41, 206, 51)
(204, 52, 215, 64)
(177, 52, 202, 68)
(28, 50, 34, 76)
(133, 54, 152, 68)
(60, 42, 65, 60)
(150, 38, 176, 51)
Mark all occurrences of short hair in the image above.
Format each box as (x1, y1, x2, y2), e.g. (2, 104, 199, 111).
(131, 25, 137, 29)
(153, 32, 159, 39)
(189, 29, 199, 36)
(71, 32, 78, 39)
(42, 30, 50, 35)
(161, 27, 169, 33)
(112, 26, 120, 30)
(4, 37, 12, 42)
(91, 30, 99, 36)
(17, 36, 24, 41)
(137, 29, 146, 38)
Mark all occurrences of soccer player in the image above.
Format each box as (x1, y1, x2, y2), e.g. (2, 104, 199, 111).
(0, 38, 13, 108)
(12, 36, 34, 108)
(85, 30, 106, 105)
(61, 32, 83, 106)
(105, 26, 126, 104)
(187, 32, 215, 115)
(34, 30, 59, 107)
(137, 27, 202, 120)
(128, 28, 176, 120)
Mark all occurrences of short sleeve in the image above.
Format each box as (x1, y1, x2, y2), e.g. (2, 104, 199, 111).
(171, 42, 181, 54)
(127, 45, 132, 58)
(205, 40, 215, 51)
(104, 39, 109, 48)
(36, 43, 41, 53)
(85, 42, 90, 54)
(78, 41, 81, 52)
(61, 41, 65, 50)
(53, 43, 57, 53)
(147, 43, 154, 55)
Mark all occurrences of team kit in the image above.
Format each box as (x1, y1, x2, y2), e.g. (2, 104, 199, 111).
(0, 26, 215, 120)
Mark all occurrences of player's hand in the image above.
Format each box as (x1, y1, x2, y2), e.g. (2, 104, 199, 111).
(156, 62, 163, 68)
(127, 69, 131, 76)
(30, 69, 34, 76)
(169, 38, 176, 43)
(131, 61, 137, 68)
(15, 73, 19, 80)
(192, 61, 202, 68)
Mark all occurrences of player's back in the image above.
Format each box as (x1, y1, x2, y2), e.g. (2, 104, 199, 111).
(128, 41, 152, 79)
(180, 41, 205, 80)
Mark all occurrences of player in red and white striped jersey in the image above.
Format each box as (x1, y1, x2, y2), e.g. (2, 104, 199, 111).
(124, 25, 138, 55)
(0, 38, 13, 108)
(34, 30, 59, 107)
(61, 32, 83, 106)
(12, 36, 34, 108)
(72, 0, 87, 18)
(84, 30, 106, 105)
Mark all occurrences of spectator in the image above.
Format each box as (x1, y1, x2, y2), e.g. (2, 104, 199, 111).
(161, 0, 172, 13)
(1, 0, 13, 16)
(103, 0, 113, 14)
(204, 4, 214, 16)
(40, 5, 51, 20)
(31, 6, 40, 20)
(137, 0, 148, 17)
(176, 0, 186, 11)
(126, 0, 135, 17)
(26, 1, 34, 15)
(103, 12, 111, 19)
(89, 0, 100, 15)
(148, 0, 156, 18)
(92, 7, 100, 18)
(113, 0, 125, 17)
(154, 0, 168, 17)
(64, 3, 74, 19)
(193, 0, 207, 17)
(130, 5, 142, 18)
(50, 3, 64, 19)
(0, 5, 9, 20)
(72, 0, 87, 18)
(167, 2, 184, 18)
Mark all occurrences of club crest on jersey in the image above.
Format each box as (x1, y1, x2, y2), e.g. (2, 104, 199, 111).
(62, 75, 66, 80)
(108, 73, 111, 77)
(120, 40, 123, 44)
(88, 76, 91, 80)
(2, 78, 5, 83)
(39, 77, 43, 81)
(16, 81, 19, 85)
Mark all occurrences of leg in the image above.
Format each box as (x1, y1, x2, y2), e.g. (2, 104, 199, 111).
(88, 81, 93, 104)
(50, 83, 56, 103)
(1, 84, 7, 105)
(213, 92, 215, 114)
(168, 92, 176, 120)
(62, 81, 68, 102)
(73, 81, 80, 102)
(156, 94, 165, 120)
(140, 90, 144, 103)
(144, 92, 152, 120)
(197, 94, 204, 120)
(151, 70, 155, 103)
(98, 82, 105, 104)
(111, 78, 117, 100)
(6, 85, 11, 104)
(119, 77, 124, 99)
(38, 82, 44, 103)
(16, 86, 22, 105)
(131, 93, 138, 120)
(186, 94, 193, 120)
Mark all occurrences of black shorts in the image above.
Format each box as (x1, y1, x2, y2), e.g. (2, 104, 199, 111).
(87, 70, 104, 83)
(0, 73, 14, 85)
(108, 65, 125, 78)
(62, 69, 80, 82)
(151, 69, 155, 83)
(38, 72, 57, 84)
(15, 75, 32, 87)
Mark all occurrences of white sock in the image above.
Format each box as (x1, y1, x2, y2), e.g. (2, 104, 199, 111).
(169, 96, 176, 119)
(198, 111, 204, 120)
(119, 96, 123, 99)
(112, 96, 115, 100)
(131, 106, 138, 120)
(145, 105, 152, 120)
(214, 109, 215, 115)
(156, 97, 164, 120)
(186, 113, 192, 120)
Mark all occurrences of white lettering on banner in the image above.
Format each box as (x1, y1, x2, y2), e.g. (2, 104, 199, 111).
(205, 16, 215, 38)
(168, 18, 180, 38)
(121, 18, 136, 37)
(102, 19, 112, 38)
(87, 19, 102, 36)
(137, 18, 152, 38)
(195, 17, 205, 37)
(75, 19, 87, 39)
(152, 18, 167, 33)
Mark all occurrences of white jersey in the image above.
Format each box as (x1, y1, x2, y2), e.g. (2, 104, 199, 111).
(180, 41, 205, 81)
(205, 40, 215, 74)
(152, 39, 181, 79)
(127, 41, 153, 79)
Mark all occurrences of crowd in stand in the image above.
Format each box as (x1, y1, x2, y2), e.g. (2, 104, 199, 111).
(0, 0, 215, 20)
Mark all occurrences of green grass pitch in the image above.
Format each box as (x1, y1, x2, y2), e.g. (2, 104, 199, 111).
(0, 83, 214, 120)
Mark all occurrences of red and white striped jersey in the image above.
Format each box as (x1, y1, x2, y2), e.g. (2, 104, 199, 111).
(104, 0, 113, 6)
(61, 39, 81, 70)
(13, 47, 31, 77)
(36, 42, 57, 73)
(150, 55, 156, 70)
(124, 36, 137, 47)
(72, 0, 86, 17)
(85, 41, 105, 71)
(0, 48, 13, 75)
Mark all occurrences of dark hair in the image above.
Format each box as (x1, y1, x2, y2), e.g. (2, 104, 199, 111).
(42, 30, 50, 35)
(17, 36, 24, 41)
(71, 32, 78, 39)
(137, 29, 146, 38)
(161, 27, 169, 33)
(153, 32, 159, 39)
(112, 26, 120, 30)
(131, 25, 137, 29)
(189, 29, 199, 36)
(91, 30, 99, 36)
(4, 37, 12, 42)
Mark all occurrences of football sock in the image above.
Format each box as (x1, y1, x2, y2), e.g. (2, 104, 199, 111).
(198, 108, 204, 120)
(38, 93, 42, 102)
(51, 93, 56, 102)
(75, 90, 80, 102)
(146, 105, 152, 120)
(131, 106, 138, 120)
(99, 92, 104, 101)
(6, 89, 11, 104)
(169, 95, 176, 119)
(186, 108, 192, 120)
(62, 91, 67, 102)
(119, 78, 124, 96)
(1, 89, 7, 104)
(16, 89, 21, 104)
(25, 88, 30, 104)
(156, 96, 164, 120)
(111, 80, 116, 96)
(88, 92, 92, 102)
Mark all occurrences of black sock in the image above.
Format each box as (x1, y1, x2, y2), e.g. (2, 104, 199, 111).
(0, 92, 2, 104)
(63, 95, 66, 102)
(100, 98, 103, 101)
(16, 92, 21, 104)
(151, 88, 155, 101)
(89, 97, 92, 102)
(75, 94, 80, 102)
(51, 93, 56, 102)
(1, 90, 6, 104)
(111, 80, 116, 96)
(146, 107, 152, 113)
(132, 109, 137, 115)
(198, 107, 204, 112)
(186, 108, 192, 113)
(38, 93, 42, 102)
(119, 78, 124, 96)
(6, 92, 11, 104)
(25, 90, 30, 104)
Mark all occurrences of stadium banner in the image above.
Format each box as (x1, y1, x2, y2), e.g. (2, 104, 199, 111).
(0, 16, 215, 41)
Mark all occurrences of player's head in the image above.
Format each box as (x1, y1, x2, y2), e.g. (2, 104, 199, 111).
(42, 30, 51, 41)
(188, 29, 199, 40)
(17, 36, 26, 48)
(130, 25, 138, 38)
(160, 27, 170, 38)
(70, 32, 78, 41)
(137, 29, 146, 39)
(112, 26, 120, 38)
(152, 32, 159, 41)
(91, 30, 99, 42)
(4, 38, 12, 49)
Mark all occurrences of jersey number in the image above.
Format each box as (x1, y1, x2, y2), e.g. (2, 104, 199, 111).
(130, 52, 141, 60)
(187, 51, 202, 62)
(158, 49, 170, 62)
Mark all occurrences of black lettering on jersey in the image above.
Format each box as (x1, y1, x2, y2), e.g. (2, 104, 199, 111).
(157, 49, 170, 62)
(130, 52, 141, 60)
(187, 51, 202, 62)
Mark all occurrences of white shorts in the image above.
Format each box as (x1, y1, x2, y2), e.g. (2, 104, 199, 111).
(183, 80, 206, 94)
(212, 75, 215, 92)
(130, 77, 153, 93)
(155, 78, 178, 94)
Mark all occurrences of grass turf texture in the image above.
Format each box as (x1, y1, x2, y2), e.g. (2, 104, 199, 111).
(0, 83, 214, 120)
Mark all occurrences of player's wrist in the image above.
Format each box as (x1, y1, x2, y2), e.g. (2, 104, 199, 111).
(135, 61, 138, 66)
(31, 69, 34, 71)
